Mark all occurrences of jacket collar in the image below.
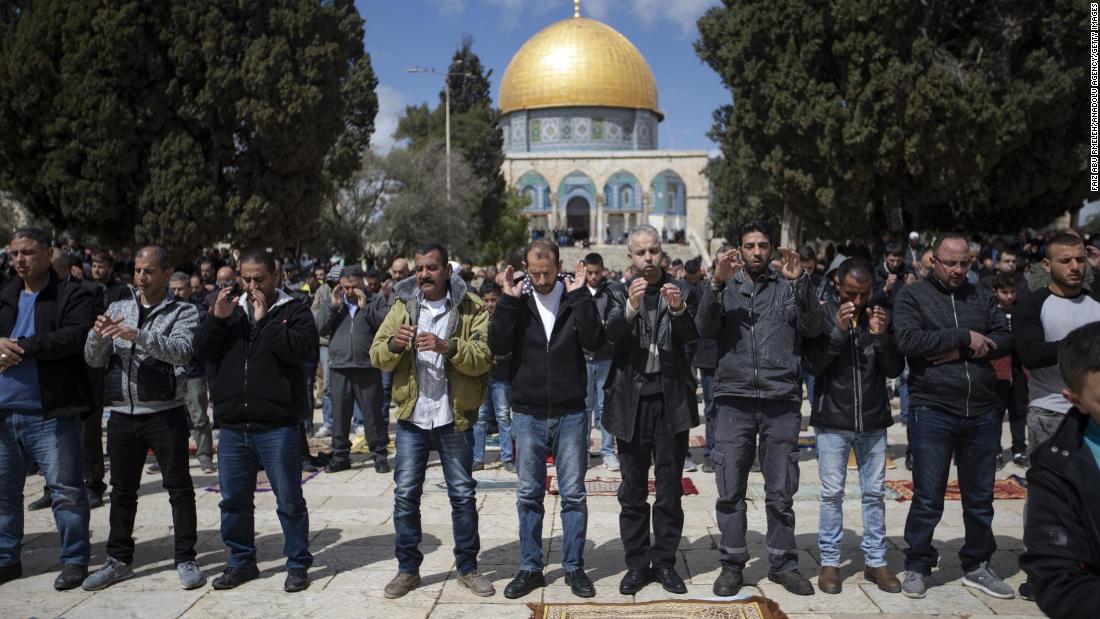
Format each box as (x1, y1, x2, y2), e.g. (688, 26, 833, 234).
(0, 269, 60, 307)
(394, 272, 467, 308)
(237, 288, 294, 314)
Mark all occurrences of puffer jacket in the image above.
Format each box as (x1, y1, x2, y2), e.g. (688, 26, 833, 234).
(893, 276, 1012, 417)
(696, 269, 825, 402)
(369, 274, 491, 432)
(803, 295, 903, 432)
(84, 292, 199, 414)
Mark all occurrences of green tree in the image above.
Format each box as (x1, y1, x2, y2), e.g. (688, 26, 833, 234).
(0, 0, 377, 262)
(369, 143, 482, 262)
(395, 35, 508, 259)
(696, 0, 1089, 240)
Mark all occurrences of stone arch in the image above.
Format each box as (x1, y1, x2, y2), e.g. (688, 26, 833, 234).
(516, 170, 550, 211)
(649, 169, 687, 215)
(603, 170, 642, 211)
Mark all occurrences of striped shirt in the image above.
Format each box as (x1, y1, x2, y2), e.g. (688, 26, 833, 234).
(410, 296, 453, 429)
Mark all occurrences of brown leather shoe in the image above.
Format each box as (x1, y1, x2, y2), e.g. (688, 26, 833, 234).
(865, 566, 902, 593)
(818, 566, 841, 594)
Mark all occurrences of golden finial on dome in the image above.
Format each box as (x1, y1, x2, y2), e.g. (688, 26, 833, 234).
(573, 0, 580, 18)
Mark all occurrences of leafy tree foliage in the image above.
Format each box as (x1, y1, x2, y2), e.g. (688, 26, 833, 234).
(394, 35, 510, 260)
(697, 0, 1089, 240)
(0, 0, 377, 262)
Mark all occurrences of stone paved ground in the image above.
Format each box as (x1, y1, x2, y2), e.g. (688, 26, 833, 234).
(2, 400, 1042, 619)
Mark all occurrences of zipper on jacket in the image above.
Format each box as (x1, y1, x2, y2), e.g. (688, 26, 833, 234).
(850, 329, 863, 432)
(949, 293, 972, 417)
(749, 287, 759, 396)
(128, 341, 137, 415)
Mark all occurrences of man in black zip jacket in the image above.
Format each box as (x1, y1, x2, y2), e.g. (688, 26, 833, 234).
(0, 228, 94, 591)
(488, 239, 605, 600)
(696, 220, 825, 597)
(602, 225, 698, 596)
(803, 258, 903, 596)
(1020, 322, 1100, 619)
(315, 265, 389, 473)
(194, 250, 318, 594)
(893, 234, 1014, 600)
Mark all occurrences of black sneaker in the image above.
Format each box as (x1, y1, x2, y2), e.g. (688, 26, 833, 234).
(1019, 580, 1035, 601)
(905, 452, 914, 471)
(713, 567, 743, 596)
(284, 568, 309, 593)
(211, 564, 260, 590)
(53, 563, 88, 591)
(27, 491, 51, 511)
(472, 461, 484, 472)
(301, 458, 318, 473)
(1013, 452, 1029, 468)
(0, 562, 22, 586)
(769, 569, 814, 596)
(325, 458, 351, 474)
(87, 491, 104, 509)
(995, 452, 1006, 471)
(375, 458, 391, 474)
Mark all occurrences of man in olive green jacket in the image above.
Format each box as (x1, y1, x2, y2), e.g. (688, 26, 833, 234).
(368, 244, 494, 599)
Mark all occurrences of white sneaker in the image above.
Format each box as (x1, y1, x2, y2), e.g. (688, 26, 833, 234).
(603, 454, 620, 472)
(683, 456, 698, 472)
(313, 425, 331, 439)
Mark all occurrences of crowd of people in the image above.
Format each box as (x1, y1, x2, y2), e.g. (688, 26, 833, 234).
(1, 221, 1100, 617)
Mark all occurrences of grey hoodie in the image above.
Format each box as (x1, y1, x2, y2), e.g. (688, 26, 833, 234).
(84, 291, 199, 414)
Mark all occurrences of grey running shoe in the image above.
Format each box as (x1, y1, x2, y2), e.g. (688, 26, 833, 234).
(901, 571, 927, 599)
(177, 560, 206, 590)
(962, 562, 1014, 599)
(82, 557, 134, 591)
(457, 570, 495, 597)
(683, 456, 698, 472)
(198, 456, 216, 474)
(314, 425, 331, 439)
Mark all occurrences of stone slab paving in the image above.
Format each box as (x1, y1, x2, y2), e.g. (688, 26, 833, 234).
(1, 402, 1043, 618)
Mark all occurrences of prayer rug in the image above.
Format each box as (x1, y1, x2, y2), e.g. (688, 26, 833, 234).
(545, 476, 700, 497)
(527, 597, 788, 619)
(884, 475, 1027, 501)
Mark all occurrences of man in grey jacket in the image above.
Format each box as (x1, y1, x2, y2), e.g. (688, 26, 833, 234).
(81, 246, 204, 591)
(317, 265, 389, 473)
(893, 234, 1014, 600)
(696, 220, 825, 597)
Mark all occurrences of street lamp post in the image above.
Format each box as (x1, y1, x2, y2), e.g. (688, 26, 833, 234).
(406, 62, 476, 203)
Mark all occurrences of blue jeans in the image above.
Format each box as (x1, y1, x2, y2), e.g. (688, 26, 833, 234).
(802, 368, 817, 416)
(815, 427, 888, 567)
(217, 426, 312, 570)
(585, 357, 614, 457)
(513, 410, 589, 572)
(473, 379, 513, 464)
(382, 370, 393, 427)
(700, 369, 716, 458)
(393, 421, 479, 575)
(0, 411, 89, 567)
(903, 406, 999, 574)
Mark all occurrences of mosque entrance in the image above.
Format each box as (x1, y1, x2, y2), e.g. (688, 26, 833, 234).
(565, 196, 590, 243)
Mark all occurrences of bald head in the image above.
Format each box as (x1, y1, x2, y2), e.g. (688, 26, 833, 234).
(215, 266, 237, 287)
(389, 257, 410, 280)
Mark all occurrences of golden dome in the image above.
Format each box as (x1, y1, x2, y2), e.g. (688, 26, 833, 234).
(498, 16, 661, 118)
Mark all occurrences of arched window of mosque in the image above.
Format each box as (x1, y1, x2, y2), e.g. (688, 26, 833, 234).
(620, 186, 633, 210)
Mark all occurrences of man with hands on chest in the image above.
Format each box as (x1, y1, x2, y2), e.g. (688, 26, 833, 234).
(82, 245, 203, 592)
(697, 219, 826, 598)
(602, 225, 699, 596)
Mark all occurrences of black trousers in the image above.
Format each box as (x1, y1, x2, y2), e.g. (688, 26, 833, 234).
(83, 367, 107, 495)
(330, 367, 386, 460)
(995, 374, 1028, 455)
(616, 394, 689, 570)
(105, 407, 197, 565)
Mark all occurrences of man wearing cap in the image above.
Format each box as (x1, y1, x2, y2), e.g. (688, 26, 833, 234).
(905, 233, 925, 271)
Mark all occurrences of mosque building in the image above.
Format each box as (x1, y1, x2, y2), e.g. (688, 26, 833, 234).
(497, 1, 712, 261)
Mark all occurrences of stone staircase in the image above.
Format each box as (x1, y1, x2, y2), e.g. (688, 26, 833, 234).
(559, 243, 704, 272)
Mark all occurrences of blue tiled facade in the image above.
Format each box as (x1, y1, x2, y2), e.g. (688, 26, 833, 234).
(501, 106, 659, 153)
